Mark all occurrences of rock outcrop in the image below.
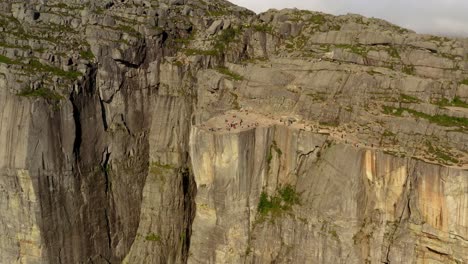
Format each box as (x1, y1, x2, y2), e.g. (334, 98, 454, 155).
(0, 0, 467, 263)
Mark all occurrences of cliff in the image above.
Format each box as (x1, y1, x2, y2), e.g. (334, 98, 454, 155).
(0, 0, 467, 263)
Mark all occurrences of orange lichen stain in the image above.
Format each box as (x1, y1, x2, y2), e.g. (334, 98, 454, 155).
(363, 150, 408, 220)
(418, 173, 448, 232)
(364, 150, 376, 182)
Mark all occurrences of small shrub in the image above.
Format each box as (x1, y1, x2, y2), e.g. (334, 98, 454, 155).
(452, 96, 468, 108)
(213, 27, 239, 53)
(80, 49, 94, 60)
(257, 185, 301, 220)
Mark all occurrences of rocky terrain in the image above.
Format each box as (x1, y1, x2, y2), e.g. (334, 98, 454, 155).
(0, 0, 467, 263)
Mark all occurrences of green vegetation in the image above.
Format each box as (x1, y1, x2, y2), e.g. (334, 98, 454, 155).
(382, 130, 396, 137)
(49, 3, 68, 8)
(145, 233, 161, 242)
(17, 88, 63, 101)
(216, 67, 243, 81)
(425, 141, 459, 164)
(116, 24, 140, 36)
(460, 79, 468, 85)
(179, 231, 186, 244)
(213, 27, 239, 53)
(267, 140, 282, 164)
(252, 23, 274, 34)
(150, 162, 174, 175)
(184, 27, 241, 57)
(402, 65, 415, 75)
(387, 46, 400, 59)
(0, 54, 20, 65)
(80, 49, 95, 60)
(286, 35, 308, 50)
(308, 14, 326, 25)
(257, 185, 300, 219)
(207, 9, 229, 17)
(328, 229, 339, 241)
(436, 96, 468, 108)
(335, 44, 367, 56)
(382, 106, 468, 128)
(28, 59, 81, 79)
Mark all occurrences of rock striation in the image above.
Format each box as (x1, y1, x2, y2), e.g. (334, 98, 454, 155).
(0, 0, 467, 263)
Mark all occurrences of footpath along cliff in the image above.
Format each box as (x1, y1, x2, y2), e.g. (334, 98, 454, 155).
(0, 0, 467, 263)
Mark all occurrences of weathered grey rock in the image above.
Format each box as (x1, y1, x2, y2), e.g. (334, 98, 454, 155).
(207, 19, 224, 35)
(0, 1, 466, 264)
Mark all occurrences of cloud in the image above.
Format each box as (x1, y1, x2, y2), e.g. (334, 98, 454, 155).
(230, 0, 468, 36)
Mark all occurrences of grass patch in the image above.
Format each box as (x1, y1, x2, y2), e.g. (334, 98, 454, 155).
(27, 59, 81, 79)
(0, 54, 20, 65)
(335, 44, 367, 56)
(451, 97, 468, 108)
(257, 185, 300, 219)
(80, 49, 94, 60)
(252, 23, 274, 34)
(460, 79, 468, 85)
(435, 97, 468, 108)
(216, 67, 243, 81)
(425, 141, 459, 164)
(150, 162, 174, 172)
(383, 106, 468, 128)
(17, 88, 63, 101)
(116, 24, 140, 36)
(308, 14, 326, 25)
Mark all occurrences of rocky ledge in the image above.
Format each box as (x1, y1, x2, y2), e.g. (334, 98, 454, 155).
(0, 0, 467, 263)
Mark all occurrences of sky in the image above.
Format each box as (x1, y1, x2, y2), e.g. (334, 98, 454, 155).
(230, 0, 468, 37)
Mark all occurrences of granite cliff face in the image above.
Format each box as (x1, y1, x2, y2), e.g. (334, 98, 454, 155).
(0, 0, 467, 263)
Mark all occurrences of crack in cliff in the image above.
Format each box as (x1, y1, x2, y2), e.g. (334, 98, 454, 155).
(181, 167, 196, 262)
(114, 59, 140, 69)
(383, 159, 418, 263)
(99, 97, 108, 130)
(70, 94, 82, 158)
(101, 149, 111, 194)
(383, 121, 431, 263)
(104, 209, 112, 252)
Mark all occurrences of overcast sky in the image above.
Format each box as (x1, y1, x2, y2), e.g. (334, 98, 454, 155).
(230, 0, 468, 37)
